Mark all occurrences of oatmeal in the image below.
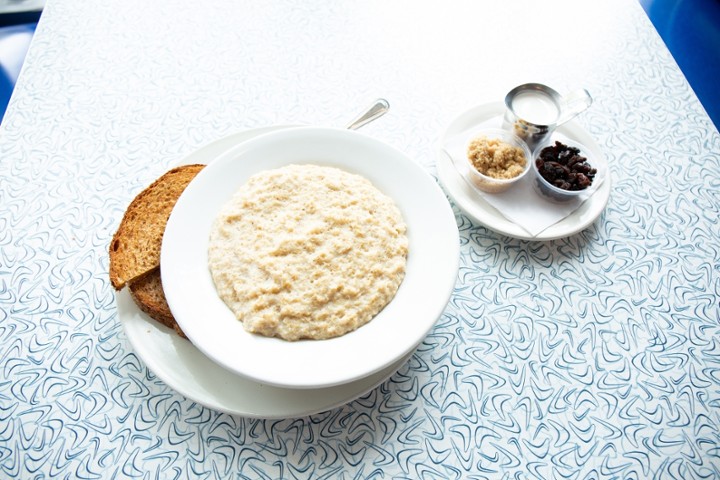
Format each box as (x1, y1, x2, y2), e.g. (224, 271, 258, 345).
(207, 164, 408, 341)
(467, 135, 527, 179)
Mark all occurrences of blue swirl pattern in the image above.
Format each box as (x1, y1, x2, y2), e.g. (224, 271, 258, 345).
(2, 0, 720, 478)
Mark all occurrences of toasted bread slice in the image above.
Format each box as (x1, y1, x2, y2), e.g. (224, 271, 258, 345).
(129, 268, 186, 338)
(109, 164, 204, 290)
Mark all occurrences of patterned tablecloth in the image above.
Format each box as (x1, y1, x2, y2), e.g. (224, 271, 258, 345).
(2, 0, 719, 478)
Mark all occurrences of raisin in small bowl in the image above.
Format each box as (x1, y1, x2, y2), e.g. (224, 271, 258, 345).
(531, 137, 602, 203)
(463, 128, 532, 194)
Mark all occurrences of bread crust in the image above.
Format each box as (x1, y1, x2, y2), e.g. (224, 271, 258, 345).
(109, 164, 204, 290)
(129, 268, 186, 338)
(111, 164, 204, 338)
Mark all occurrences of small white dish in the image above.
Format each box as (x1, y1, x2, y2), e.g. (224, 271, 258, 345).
(436, 102, 611, 240)
(118, 125, 414, 418)
(162, 126, 459, 389)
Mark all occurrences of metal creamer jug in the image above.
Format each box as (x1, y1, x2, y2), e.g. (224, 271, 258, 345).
(502, 83, 592, 151)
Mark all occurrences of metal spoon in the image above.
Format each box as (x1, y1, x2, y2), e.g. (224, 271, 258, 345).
(346, 98, 390, 130)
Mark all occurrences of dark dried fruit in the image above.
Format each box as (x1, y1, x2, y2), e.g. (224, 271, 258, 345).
(535, 141, 596, 191)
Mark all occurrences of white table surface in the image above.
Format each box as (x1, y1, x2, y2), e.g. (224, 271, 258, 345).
(2, 0, 719, 477)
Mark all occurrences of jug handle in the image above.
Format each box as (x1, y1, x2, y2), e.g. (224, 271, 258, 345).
(557, 89, 592, 126)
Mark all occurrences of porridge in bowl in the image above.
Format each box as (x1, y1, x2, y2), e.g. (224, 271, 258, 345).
(208, 164, 408, 341)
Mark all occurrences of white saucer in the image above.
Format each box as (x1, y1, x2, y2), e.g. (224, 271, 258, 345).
(117, 125, 412, 418)
(436, 102, 611, 240)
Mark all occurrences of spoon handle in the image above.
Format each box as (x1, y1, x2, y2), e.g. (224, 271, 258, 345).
(346, 98, 390, 130)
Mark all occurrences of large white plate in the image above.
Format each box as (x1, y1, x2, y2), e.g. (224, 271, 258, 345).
(436, 102, 611, 240)
(118, 125, 414, 418)
(162, 126, 460, 389)
(119, 290, 412, 418)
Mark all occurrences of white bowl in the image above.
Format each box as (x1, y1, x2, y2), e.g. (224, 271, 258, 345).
(161, 126, 459, 389)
